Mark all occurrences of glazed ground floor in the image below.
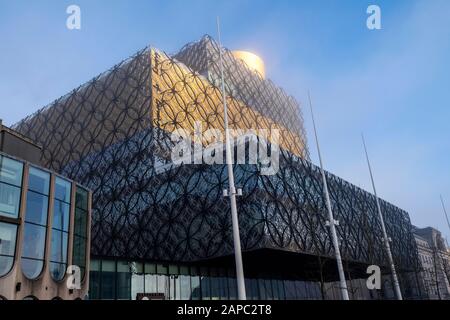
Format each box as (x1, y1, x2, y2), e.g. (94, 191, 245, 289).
(88, 250, 422, 300)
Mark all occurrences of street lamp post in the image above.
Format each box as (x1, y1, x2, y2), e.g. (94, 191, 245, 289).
(216, 17, 247, 300)
(308, 92, 350, 300)
(361, 134, 403, 300)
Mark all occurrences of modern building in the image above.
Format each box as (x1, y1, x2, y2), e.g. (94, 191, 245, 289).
(0, 121, 91, 300)
(413, 226, 450, 299)
(12, 35, 422, 300)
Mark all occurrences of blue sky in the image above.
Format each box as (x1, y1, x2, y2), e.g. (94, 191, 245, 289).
(1, 0, 449, 240)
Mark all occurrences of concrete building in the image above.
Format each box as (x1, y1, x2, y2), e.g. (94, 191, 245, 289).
(0, 121, 91, 300)
(413, 226, 450, 299)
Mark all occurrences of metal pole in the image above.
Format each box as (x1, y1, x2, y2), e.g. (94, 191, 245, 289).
(216, 17, 247, 300)
(307, 92, 349, 300)
(440, 195, 450, 233)
(362, 134, 403, 300)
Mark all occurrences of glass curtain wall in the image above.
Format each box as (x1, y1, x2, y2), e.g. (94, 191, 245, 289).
(50, 177, 71, 281)
(89, 259, 333, 300)
(0, 155, 23, 277)
(21, 167, 50, 279)
(73, 188, 88, 280)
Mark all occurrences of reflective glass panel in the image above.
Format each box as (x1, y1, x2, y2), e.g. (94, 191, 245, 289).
(0, 222, 17, 276)
(117, 263, 131, 300)
(144, 274, 157, 294)
(75, 188, 88, 210)
(200, 276, 211, 300)
(50, 262, 66, 281)
(131, 274, 144, 300)
(74, 208, 87, 237)
(0, 156, 23, 187)
(54, 177, 71, 202)
(179, 275, 191, 300)
(0, 256, 13, 277)
(191, 275, 201, 300)
(28, 167, 50, 195)
(22, 258, 44, 279)
(24, 190, 48, 225)
(73, 235, 86, 280)
(50, 230, 68, 263)
(53, 200, 70, 231)
(0, 182, 21, 218)
(22, 223, 46, 260)
(101, 260, 116, 299)
(157, 274, 169, 298)
(228, 277, 237, 300)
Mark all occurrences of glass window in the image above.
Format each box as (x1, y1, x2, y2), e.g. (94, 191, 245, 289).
(28, 167, 50, 195)
(271, 279, 280, 300)
(200, 267, 211, 300)
(75, 187, 88, 209)
(21, 167, 49, 279)
(54, 177, 71, 202)
(0, 156, 23, 187)
(117, 261, 131, 300)
(0, 182, 21, 218)
(73, 187, 88, 280)
(24, 190, 48, 225)
(22, 223, 46, 260)
(228, 269, 237, 300)
(168, 264, 178, 275)
(131, 273, 144, 300)
(50, 177, 71, 281)
(157, 264, 168, 275)
(90, 259, 100, 272)
(101, 260, 116, 300)
(145, 263, 156, 274)
(169, 275, 181, 300)
(73, 235, 86, 276)
(0, 156, 23, 219)
(285, 280, 297, 299)
(218, 269, 228, 300)
(258, 278, 266, 299)
(190, 267, 201, 300)
(191, 275, 201, 300)
(209, 268, 223, 300)
(157, 274, 169, 298)
(144, 274, 157, 295)
(296, 281, 307, 299)
(52, 200, 70, 231)
(0, 222, 17, 277)
(265, 279, 274, 300)
(50, 230, 68, 262)
(277, 280, 286, 300)
(22, 259, 44, 280)
(180, 275, 191, 300)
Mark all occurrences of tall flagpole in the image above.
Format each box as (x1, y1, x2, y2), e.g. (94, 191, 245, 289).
(361, 134, 403, 300)
(217, 17, 247, 300)
(308, 92, 350, 300)
(440, 195, 450, 233)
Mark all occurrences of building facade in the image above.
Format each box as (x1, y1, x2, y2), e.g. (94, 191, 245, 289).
(12, 36, 422, 300)
(413, 226, 450, 299)
(0, 122, 91, 300)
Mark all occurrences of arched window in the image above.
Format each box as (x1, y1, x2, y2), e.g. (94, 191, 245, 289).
(72, 187, 88, 280)
(22, 295, 38, 300)
(0, 155, 23, 277)
(0, 222, 18, 277)
(50, 177, 71, 281)
(21, 167, 50, 279)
